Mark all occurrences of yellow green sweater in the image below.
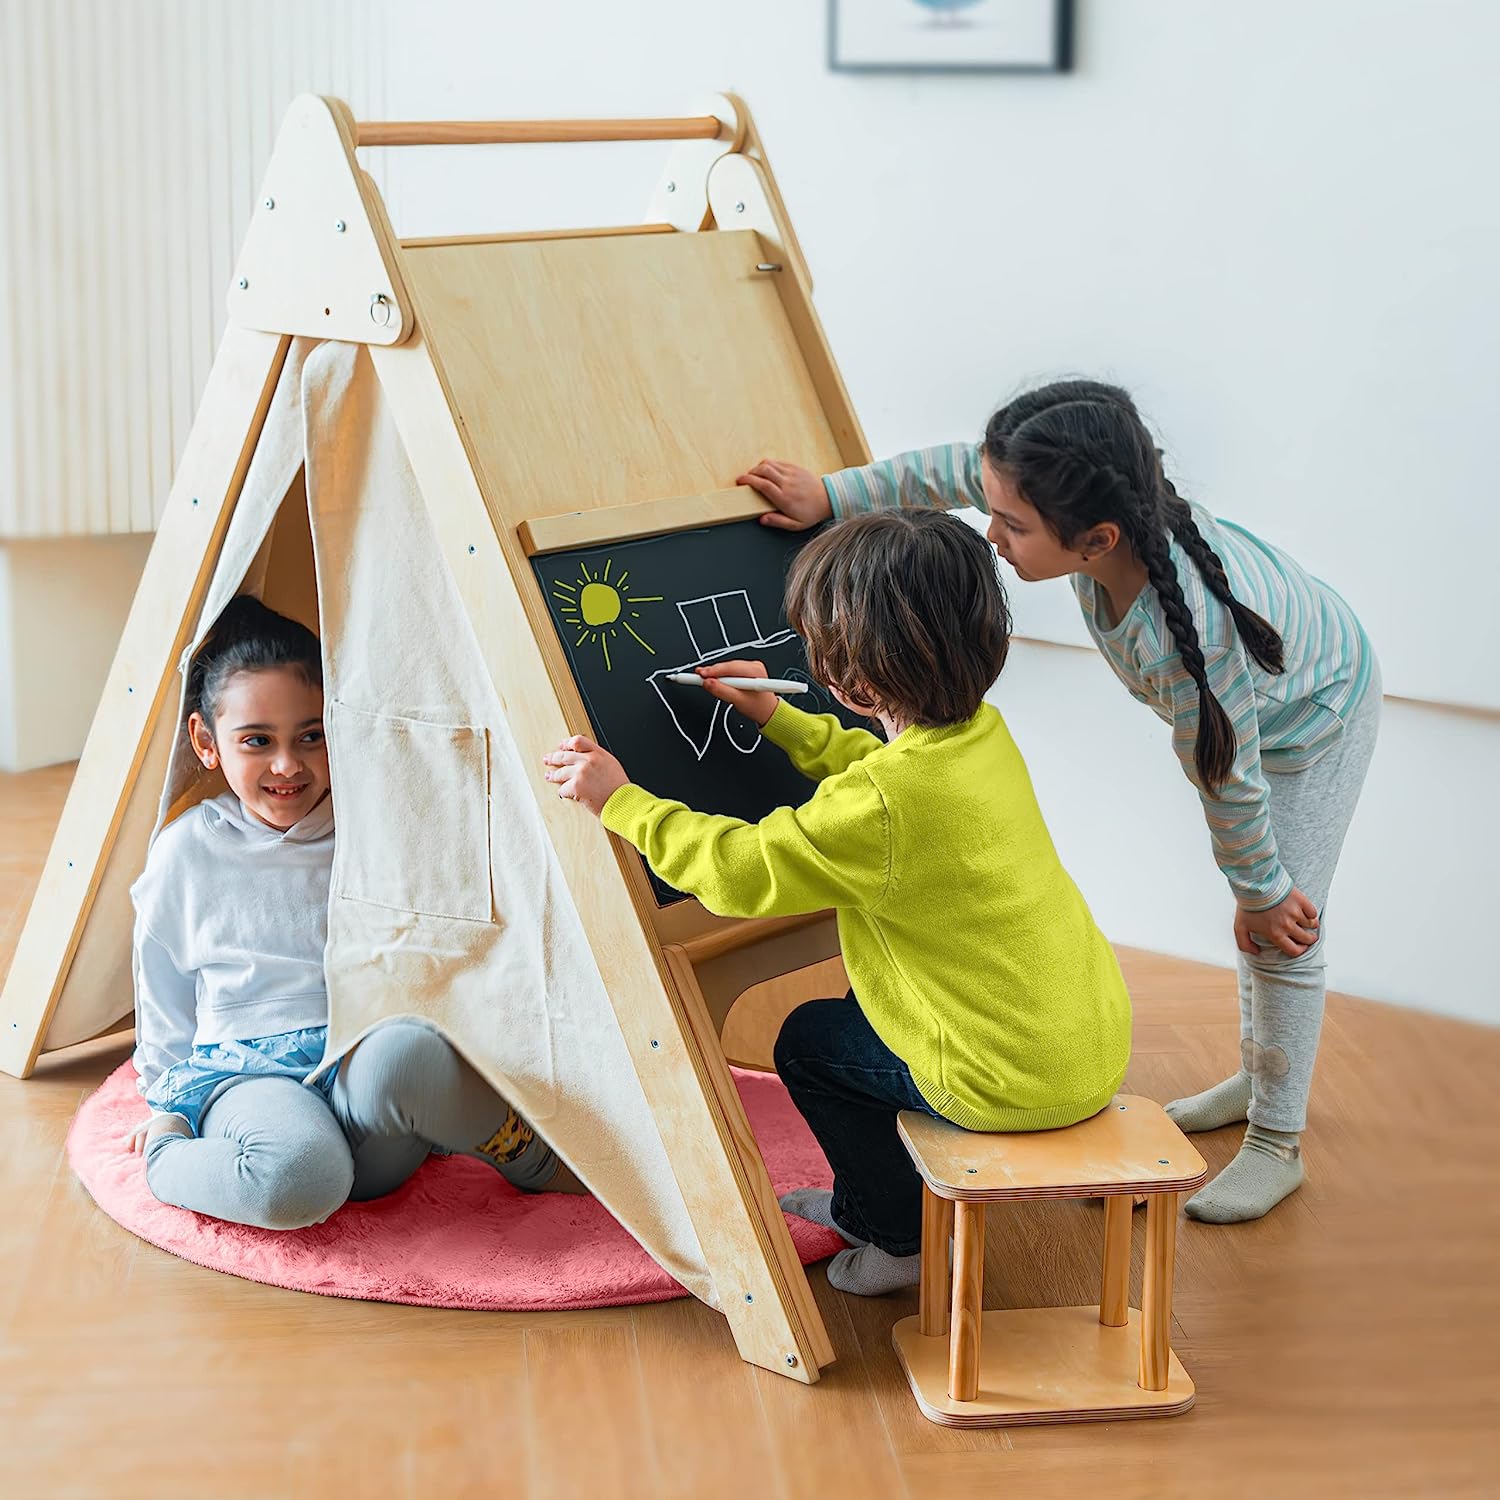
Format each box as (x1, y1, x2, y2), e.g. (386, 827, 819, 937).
(601, 700, 1131, 1132)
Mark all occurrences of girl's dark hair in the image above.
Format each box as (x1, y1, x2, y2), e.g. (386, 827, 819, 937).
(185, 595, 323, 733)
(982, 380, 1284, 793)
(786, 509, 1010, 728)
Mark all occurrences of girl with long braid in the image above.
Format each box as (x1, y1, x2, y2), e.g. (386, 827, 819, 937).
(738, 381, 1379, 1223)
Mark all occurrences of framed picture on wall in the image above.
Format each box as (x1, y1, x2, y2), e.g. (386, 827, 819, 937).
(829, 0, 1074, 74)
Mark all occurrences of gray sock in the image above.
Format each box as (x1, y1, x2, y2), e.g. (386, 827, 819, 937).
(1184, 1125, 1304, 1223)
(778, 1188, 867, 1247)
(1165, 1071, 1253, 1133)
(826, 1242, 922, 1296)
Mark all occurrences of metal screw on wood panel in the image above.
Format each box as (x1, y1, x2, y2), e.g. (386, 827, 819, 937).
(264, 197, 275, 209)
(734, 201, 746, 213)
(744, 1294, 753, 1303)
(191, 497, 199, 506)
(467, 544, 476, 554)
(785, 1355, 798, 1368)
(965, 1168, 978, 1174)
(1158, 1159, 1170, 1165)
(1118, 1104, 1127, 1110)
(650, 1039, 660, 1049)
(67, 861, 73, 868)
(755, 263, 782, 273)
(666, 181, 676, 193)
(237, 277, 248, 289)
(334, 219, 346, 232)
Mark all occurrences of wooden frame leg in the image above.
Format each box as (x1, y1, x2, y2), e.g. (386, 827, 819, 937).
(919, 1187, 953, 1338)
(948, 1201, 985, 1402)
(1100, 1193, 1132, 1328)
(1138, 1191, 1178, 1391)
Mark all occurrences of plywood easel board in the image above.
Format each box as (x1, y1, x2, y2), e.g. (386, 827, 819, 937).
(401, 230, 848, 524)
(406, 219, 867, 942)
(530, 515, 865, 905)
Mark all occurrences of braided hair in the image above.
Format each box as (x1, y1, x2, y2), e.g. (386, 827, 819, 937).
(982, 384, 1283, 792)
(186, 595, 323, 735)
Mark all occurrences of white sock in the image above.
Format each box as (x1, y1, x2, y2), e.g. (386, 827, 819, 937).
(826, 1243, 922, 1296)
(1184, 1125, 1304, 1223)
(1165, 1072, 1253, 1132)
(778, 1188, 867, 1247)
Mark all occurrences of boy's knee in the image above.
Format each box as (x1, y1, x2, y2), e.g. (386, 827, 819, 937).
(773, 999, 835, 1079)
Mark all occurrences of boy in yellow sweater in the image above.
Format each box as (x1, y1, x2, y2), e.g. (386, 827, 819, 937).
(543, 509, 1131, 1295)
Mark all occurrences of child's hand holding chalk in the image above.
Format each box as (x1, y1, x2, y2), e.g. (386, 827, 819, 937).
(684, 660, 784, 727)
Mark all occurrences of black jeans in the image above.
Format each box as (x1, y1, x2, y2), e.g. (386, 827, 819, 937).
(773, 995, 941, 1256)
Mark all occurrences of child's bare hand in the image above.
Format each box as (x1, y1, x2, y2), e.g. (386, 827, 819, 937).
(542, 735, 629, 817)
(125, 1113, 191, 1155)
(696, 660, 778, 727)
(1234, 889, 1320, 958)
(736, 460, 832, 531)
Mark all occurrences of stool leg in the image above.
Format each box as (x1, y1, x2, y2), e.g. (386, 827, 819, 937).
(1138, 1191, 1178, 1391)
(948, 1201, 985, 1402)
(919, 1187, 953, 1338)
(1100, 1194, 1132, 1328)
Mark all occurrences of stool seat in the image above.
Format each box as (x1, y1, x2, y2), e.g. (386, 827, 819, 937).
(897, 1094, 1207, 1201)
(891, 1093, 1209, 1429)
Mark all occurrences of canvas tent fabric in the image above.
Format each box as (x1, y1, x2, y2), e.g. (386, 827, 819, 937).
(149, 338, 717, 1306)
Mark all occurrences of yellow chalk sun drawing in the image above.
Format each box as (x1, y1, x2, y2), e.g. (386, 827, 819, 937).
(552, 558, 662, 672)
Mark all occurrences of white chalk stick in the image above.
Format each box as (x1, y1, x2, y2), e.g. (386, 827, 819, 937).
(666, 673, 808, 695)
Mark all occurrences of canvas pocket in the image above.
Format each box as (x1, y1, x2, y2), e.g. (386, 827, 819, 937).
(328, 701, 493, 923)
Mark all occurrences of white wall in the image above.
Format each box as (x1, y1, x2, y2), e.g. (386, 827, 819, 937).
(0, 536, 153, 772)
(0, 547, 14, 770)
(376, 0, 1500, 712)
(372, 0, 1498, 1022)
(0, 0, 386, 540)
(0, 0, 384, 769)
(992, 643, 1498, 1026)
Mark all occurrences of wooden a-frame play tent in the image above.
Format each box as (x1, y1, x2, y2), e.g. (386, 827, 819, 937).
(0, 94, 872, 1382)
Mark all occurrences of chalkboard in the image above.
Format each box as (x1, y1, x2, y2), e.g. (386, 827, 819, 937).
(532, 518, 868, 905)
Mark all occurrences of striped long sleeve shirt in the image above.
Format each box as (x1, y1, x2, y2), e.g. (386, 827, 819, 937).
(824, 444, 1376, 910)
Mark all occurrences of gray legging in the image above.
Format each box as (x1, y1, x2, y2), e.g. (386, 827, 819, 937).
(1241, 674, 1382, 1134)
(144, 1020, 558, 1229)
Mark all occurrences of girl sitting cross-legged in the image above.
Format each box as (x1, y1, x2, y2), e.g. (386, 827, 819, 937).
(544, 510, 1132, 1295)
(128, 594, 584, 1230)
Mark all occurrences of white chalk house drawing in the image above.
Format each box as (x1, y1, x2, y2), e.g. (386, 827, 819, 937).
(648, 590, 800, 761)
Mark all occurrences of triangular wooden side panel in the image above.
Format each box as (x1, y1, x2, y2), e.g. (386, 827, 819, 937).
(228, 95, 411, 346)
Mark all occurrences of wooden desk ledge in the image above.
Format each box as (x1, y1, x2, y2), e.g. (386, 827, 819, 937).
(676, 910, 833, 966)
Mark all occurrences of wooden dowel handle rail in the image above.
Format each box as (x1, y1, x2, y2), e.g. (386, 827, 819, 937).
(356, 116, 725, 147)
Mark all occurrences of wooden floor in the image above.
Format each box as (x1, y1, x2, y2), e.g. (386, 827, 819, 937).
(2, 765, 1496, 1499)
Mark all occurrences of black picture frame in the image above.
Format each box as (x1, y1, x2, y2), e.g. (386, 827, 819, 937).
(828, 0, 1074, 75)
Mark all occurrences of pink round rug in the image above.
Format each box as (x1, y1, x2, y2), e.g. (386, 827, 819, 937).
(67, 1061, 842, 1310)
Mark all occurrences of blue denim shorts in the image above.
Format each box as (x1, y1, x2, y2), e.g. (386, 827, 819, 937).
(144, 1025, 340, 1135)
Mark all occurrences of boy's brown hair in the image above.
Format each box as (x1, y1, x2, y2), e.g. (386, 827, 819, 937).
(785, 509, 1011, 727)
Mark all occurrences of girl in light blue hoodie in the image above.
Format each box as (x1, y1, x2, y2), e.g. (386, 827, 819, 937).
(127, 596, 581, 1229)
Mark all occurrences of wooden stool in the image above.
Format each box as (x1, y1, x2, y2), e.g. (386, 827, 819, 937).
(891, 1094, 1209, 1428)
